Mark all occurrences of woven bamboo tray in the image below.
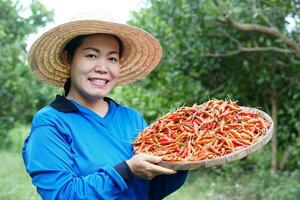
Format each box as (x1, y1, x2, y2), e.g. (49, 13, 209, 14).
(158, 107, 274, 170)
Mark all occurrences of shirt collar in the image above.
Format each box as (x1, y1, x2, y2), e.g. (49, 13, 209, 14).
(50, 95, 119, 113)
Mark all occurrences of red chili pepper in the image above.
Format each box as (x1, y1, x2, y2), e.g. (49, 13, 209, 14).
(133, 99, 270, 162)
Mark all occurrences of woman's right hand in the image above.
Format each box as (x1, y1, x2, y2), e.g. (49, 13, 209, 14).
(126, 153, 176, 180)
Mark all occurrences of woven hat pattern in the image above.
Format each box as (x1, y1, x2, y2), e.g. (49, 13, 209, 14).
(28, 20, 162, 87)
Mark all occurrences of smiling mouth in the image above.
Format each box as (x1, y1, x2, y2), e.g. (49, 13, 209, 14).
(88, 78, 109, 85)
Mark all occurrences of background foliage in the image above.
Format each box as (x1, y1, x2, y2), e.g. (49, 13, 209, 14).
(0, 0, 59, 149)
(0, 0, 299, 199)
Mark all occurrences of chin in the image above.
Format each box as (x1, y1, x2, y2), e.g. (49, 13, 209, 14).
(90, 90, 111, 99)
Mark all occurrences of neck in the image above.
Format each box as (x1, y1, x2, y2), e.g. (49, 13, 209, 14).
(66, 93, 109, 117)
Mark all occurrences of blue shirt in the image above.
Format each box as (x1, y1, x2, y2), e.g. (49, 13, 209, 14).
(22, 95, 187, 200)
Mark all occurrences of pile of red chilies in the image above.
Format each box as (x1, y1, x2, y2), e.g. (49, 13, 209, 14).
(133, 99, 270, 161)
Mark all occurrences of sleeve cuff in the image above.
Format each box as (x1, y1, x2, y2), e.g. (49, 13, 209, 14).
(114, 161, 134, 181)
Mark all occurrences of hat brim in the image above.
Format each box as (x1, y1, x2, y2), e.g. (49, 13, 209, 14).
(28, 20, 162, 87)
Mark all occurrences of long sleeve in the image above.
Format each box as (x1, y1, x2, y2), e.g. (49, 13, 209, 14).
(23, 125, 128, 200)
(148, 170, 188, 200)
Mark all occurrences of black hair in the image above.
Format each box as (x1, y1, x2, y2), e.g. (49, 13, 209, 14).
(62, 34, 123, 96)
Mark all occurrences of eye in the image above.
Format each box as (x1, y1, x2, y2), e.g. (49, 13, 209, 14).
(108, 56, 119, 63)
(86, 54, 97, 59)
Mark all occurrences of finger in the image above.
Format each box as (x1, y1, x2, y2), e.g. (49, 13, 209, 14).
(143, 154, 162, 164)
(145, 162, 176, 175)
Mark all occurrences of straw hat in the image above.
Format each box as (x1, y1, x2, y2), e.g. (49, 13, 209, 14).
(28, 13, 162, 87)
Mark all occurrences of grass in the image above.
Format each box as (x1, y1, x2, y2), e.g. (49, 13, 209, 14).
(0, 151, 40, 200)
(0, 124, 40, 199)
(165, 165, 300, 200)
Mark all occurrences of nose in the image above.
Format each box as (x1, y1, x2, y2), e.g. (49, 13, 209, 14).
(94, 59, 108, 74)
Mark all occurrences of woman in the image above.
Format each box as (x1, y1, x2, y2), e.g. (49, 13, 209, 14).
(22, 16, 188, 200)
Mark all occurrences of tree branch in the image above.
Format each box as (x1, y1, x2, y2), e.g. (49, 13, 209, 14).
(240, 46, 292, 53)
(208, 84, 225, 95)
(202, 50, 240, 58)
(212, 0, 220, 7)
(279, 82, 293, 95)
(220, 29, 242, 46)
(226, 18, 300, 57)
(291, 57, 300, 65)
(202, 46, 292, 58)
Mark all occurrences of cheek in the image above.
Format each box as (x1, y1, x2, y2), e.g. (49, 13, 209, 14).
(111, 65, 121, 78)
(70, 65, 88, 82)
(71, 60, 90, 74)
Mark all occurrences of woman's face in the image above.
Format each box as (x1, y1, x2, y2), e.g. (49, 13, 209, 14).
(67, 34, 121, 102)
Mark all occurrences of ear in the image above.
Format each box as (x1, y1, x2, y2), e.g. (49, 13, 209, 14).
(62, 50, 71, 69)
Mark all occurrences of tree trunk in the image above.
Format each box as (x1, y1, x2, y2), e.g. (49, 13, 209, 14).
(271, 92, 278, 173)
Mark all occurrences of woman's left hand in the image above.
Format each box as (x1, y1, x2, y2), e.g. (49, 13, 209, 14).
(126, 153, 176, 180)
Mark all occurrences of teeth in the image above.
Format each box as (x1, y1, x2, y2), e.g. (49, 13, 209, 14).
(89, 78, 109, 84)
(94, 79, 106, 83)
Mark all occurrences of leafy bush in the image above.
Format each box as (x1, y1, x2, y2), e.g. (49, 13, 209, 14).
(0, 0, 57, 148)
(2, 123, 30, 152)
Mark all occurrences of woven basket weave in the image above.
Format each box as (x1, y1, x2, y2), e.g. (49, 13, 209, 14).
(158, 107, 274, 170)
